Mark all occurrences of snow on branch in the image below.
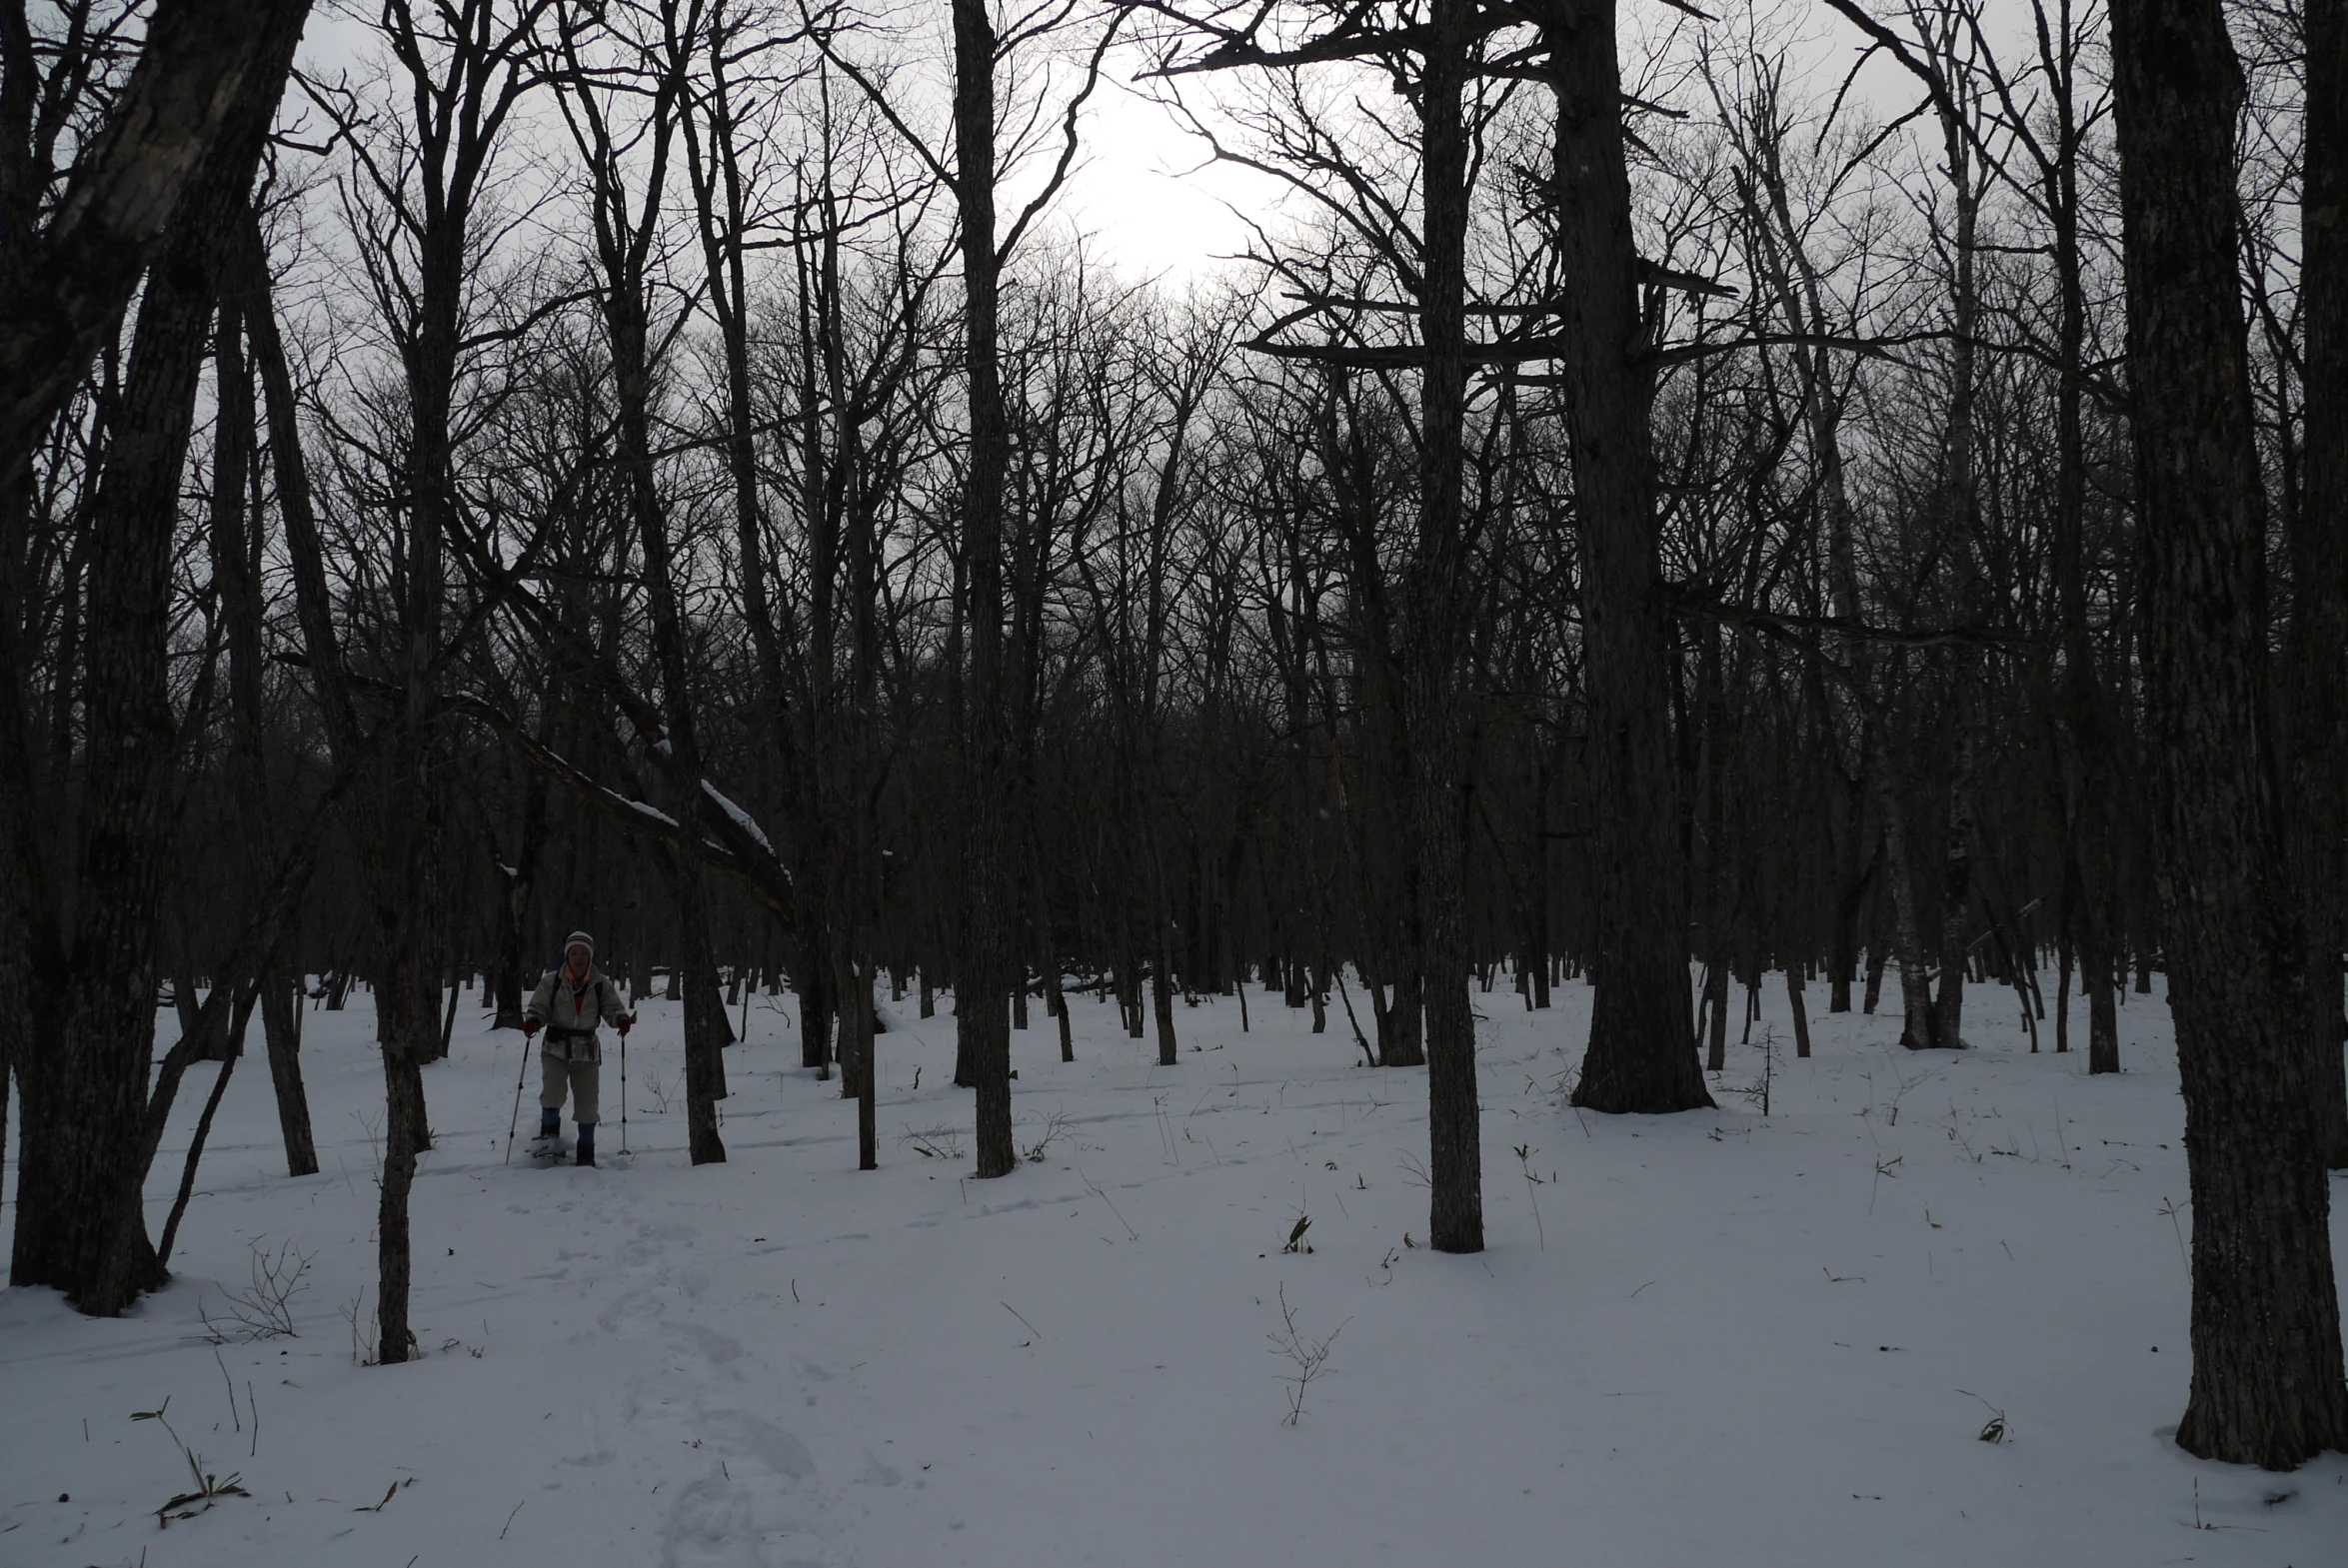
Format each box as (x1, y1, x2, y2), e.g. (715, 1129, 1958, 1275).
(701, 780, 776, 853)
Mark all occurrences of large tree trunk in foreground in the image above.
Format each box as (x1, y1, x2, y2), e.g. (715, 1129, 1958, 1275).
(2111, 0, 2348, 1467)
(2297, 0, 2348, 1165)
(1543, 0, 1710, 1114)
(7, 1, 308, 1311)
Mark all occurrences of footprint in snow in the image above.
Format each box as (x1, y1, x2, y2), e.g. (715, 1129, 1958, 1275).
(667, 1320, 745, 1367)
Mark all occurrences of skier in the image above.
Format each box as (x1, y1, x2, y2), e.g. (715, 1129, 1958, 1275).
(524, 931, 633, 1166)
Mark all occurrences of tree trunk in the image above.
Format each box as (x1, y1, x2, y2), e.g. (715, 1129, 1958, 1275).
(1868, 715, 1940, 1050)
(1147, 799, 1178, 1064)
(2297, 0, 2348, 1163)
(1546, 0, 1709, 1114)
(1929, 97, 1984, 1056)
(209, 294, 317, 1176)
(1931, 710, 1976, 1050)
(1786, 967, 1812, 1059)
(258, 967, 316, 1176)
(158, 986, 257, 1266)
(1702, 962, 1729, 1072)
(1405, 0, 1481, 1252)
(9, 5, 305, 1307)
(2111, 0, 2348, 1465)
(953, 0, 1017, 1179)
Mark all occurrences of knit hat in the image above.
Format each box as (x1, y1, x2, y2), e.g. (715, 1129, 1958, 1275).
(564, 931, 595, 958)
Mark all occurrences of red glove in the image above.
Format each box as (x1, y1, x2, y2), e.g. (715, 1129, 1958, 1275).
(617, 1015, 634, 1037)
(522, 1017, 540, 1039)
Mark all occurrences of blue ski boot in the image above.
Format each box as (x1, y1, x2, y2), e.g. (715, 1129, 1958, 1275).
(528, 1107, 564, 1164)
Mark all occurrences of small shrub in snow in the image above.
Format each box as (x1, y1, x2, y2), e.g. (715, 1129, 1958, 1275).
(1022, 1106, 1076, 1162)
(198, 1238, 313, 1343)
(1266, 1284, 1346, 1426)
(901, 1123, 965, 1160)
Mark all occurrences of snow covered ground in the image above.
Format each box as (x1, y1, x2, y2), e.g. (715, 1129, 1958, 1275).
(3, 970, 2345, 1568)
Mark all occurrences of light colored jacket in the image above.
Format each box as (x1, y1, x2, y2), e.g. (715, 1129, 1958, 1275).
(526, 966, 630, 1062)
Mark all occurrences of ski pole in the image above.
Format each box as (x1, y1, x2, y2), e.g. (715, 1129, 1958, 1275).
(619, 1017, 630, 1156)
(503, 1031, 533, 1164)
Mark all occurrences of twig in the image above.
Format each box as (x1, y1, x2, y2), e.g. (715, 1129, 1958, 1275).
(1077, 1166, 1139, 1239)
(1956, 1388, 2008, 1443)
(1265, 1283, 1349, 1425)
(2158, 1195, 2189, 1268)
(1510, 1143, 1547, 1248)
(215, 1348, 241, 1432)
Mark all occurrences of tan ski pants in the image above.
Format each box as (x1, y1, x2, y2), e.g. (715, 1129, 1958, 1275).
(539, 1051, 601, 1123)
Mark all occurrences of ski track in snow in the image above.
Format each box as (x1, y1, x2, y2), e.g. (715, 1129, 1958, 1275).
(3, 976, 2346, 1567)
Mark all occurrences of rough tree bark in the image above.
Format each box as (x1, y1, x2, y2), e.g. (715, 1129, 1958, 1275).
(6, 0, 309, 1312)
(0, 0, 315, 482)
(2110, 0, 2348, 1466)
(2296, 0, 2348, 1164)
(953, 0, 1017, 1178)
(1541, 0, 1711, 1113)
(1409, 0, 1481, 1252)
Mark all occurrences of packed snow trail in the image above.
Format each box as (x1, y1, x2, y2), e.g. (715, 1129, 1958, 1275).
(2, 975, 2344, 1567)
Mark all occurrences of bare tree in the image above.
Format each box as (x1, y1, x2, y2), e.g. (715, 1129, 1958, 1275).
(4, 0, 310, 1314)
(302, 0, 561, 1361)
(2295, 0, 2348, 1162)
(2109, 0, 2348, 1466)
(1527, 0, 1713, 1112)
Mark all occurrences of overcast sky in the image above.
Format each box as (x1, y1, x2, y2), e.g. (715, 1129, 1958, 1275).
(1049, 73, 1273, 281)
(285, 0, 1946, 289)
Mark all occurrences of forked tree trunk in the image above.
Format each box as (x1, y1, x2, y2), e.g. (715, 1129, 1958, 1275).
(210, 296, 316, 1175)
(158, 986, 258, 1266)
(2111, 0, 2348, 1466)
(9, 3, 306, 1309)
